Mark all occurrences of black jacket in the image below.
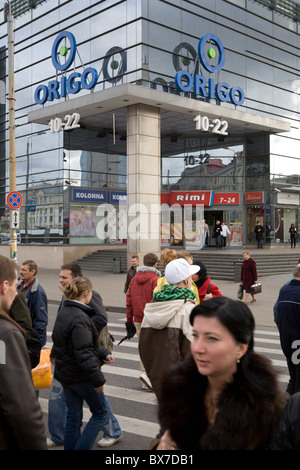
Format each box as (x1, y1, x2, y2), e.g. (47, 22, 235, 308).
(59, 290, 108, 332)
(51, 300, 109, 388)
(267, 392, 300, 449)
(276, 279, 300, 360)
(158, 353, 285, 450)
(254, 224, 264, 241)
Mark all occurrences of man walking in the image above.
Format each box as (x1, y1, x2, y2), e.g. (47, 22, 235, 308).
(126, 253, 160, 389)
(124, 255, 139, 293)
(0, 255, 47, 449)
(275, 263, 300, 396)
(18, 259, 48, 347)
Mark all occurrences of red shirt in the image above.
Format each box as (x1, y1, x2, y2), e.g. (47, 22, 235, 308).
(197, 277, 223, 303)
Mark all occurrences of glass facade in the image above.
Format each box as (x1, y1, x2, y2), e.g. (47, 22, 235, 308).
(0, 0, 300, 247)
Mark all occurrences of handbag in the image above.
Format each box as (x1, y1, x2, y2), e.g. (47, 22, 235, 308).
(31, 348, 52, 390)
(250, 283, 262, 295)
(237, 283, 244, 300)
(98, 325, 115, 354)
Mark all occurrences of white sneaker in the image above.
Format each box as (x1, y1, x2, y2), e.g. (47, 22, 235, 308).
(47, 437, 63, 448)
(139, 373, 152, 390)
(97, 433, 123, 447)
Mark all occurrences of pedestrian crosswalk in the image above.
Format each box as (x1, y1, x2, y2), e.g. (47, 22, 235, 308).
(41, 313, 289, 449)
(254, 327, 289, 385)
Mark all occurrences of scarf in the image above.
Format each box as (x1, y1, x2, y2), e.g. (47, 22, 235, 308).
(153, 284, 196, 301)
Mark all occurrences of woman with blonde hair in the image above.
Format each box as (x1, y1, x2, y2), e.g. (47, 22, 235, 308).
(153, 249, 177, 293)
(154, 249, 200, 304)
(51, 277, 114, 450)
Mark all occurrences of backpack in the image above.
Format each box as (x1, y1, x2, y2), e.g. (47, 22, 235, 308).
(98, 325, 115, 354)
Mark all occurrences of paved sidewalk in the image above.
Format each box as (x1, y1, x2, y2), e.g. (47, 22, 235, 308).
(37, 266, 293, 328)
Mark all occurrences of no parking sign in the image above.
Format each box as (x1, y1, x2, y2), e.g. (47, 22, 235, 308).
(7, 191, 23, 209)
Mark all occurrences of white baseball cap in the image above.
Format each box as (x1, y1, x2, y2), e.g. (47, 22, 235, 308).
(165, 258, 200, 285)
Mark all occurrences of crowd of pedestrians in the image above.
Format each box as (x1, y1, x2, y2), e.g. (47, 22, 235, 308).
(1, 244, 300, 450)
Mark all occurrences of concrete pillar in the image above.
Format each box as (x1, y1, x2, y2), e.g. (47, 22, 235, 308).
(126, 104, 161, 265)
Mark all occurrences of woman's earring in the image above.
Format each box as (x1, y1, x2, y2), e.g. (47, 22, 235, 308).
(237, 358, 240, 363)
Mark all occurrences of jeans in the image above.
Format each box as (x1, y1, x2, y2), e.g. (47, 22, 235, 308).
(48, 377, 121, 444)
(257, 240, 263, 248)
(215, 235, 221, 247)
(63, 381, 108, 450)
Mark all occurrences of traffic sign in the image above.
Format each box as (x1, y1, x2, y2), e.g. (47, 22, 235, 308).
(7, 191, 23, 209)
(10, 210, 20, 230)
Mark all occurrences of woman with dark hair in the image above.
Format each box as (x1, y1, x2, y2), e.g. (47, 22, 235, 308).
(192, 261, 222, 303)
(156, 297, 286, 450)
(289, 223, 297, 248)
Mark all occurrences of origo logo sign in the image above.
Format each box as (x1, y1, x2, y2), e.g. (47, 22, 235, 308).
(175, 33, 245, 106)
(34, 31, 127, 105)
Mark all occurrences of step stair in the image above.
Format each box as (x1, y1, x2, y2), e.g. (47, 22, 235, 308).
(76, 248, 299, 281)
(77, 249, 128, 273)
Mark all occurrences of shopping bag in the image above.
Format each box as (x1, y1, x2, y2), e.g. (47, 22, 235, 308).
(31, 348, 52, 390)
(250, 283, 262, 295)
(237, 283, 244, 300)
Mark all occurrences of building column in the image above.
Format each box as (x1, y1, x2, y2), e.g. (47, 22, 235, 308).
(126, 104, 161, 265)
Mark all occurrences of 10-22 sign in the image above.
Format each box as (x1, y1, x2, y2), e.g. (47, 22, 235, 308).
(194, 114, 228, 135)
(49, 112, 80, 133)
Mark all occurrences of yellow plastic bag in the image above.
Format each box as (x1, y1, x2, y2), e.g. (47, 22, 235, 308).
(31, 348, 52, 390)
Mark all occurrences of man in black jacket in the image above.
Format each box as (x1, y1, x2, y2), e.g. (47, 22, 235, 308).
(276, 263, 300, 396)
(254, 220, 264, 249)
(47, 263, 122, 448)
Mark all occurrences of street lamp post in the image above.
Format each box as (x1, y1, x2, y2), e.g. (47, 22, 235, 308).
(5, 1, 48, 256)
(7, 2, 16, 260)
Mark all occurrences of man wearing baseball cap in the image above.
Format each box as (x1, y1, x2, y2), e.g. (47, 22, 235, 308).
(139, 258, 200, 398)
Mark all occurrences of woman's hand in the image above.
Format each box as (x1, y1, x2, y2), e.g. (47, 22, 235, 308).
(203, 293, 213, 301)
(157, 430, 177, 450)
(94, 386, 104, 393)
(103, 355, 115, 364)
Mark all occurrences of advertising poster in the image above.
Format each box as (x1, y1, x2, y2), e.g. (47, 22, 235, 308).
(230, 222, 243, 246)
(185, 220, 202, 250)
(70, 210, 96, 236)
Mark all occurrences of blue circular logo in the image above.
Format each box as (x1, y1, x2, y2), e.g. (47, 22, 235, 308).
(198, 33, 225, 73)
(51, 31, 77, 71)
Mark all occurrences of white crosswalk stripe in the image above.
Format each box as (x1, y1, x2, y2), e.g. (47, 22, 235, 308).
(43, 316, 289, 447)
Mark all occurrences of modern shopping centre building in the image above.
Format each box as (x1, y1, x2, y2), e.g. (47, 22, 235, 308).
(0, 0, 299, 267)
